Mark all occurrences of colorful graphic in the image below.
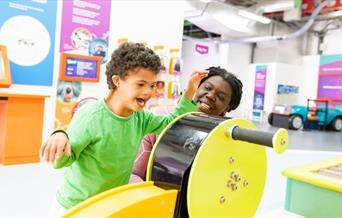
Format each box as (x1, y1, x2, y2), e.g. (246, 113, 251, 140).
(277, 84, 299, 94)
(71, 27, 92, 50)
(319, 54, 342, 99)
(253, 65, 267, 110)
(60, 0, 111, 53)
(0, 0, 57, 85)
(318, 75, 342, 99)
(89, 38, 108, 64)
(168, 81, 180, 99)
(56, 81, 82, 103)
(155, 81, 165, 98)
(55, 80, 82, 129)
(169, 48, 181, 76)
(195, 44, 209, 55)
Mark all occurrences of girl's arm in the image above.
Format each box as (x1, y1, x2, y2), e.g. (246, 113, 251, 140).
(144, 71, 208, 134)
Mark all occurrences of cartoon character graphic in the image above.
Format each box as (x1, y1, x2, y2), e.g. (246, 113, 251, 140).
(155, 81, 165, 98)
(71, 27, 92, 50)
(89, 38, 108, 63)
(57, 80, 82, 103)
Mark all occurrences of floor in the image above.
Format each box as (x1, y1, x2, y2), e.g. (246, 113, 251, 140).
(0, 122, 341, 217)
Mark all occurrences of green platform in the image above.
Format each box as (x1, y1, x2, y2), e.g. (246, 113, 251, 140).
(283, 157, 342, 218)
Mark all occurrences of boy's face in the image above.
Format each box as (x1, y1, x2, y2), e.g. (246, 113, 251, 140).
(116, 68, 157, 112)
(194, 75, 232, 116)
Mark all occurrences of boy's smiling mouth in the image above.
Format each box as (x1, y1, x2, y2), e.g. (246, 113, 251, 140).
(136, 98, 146, 108)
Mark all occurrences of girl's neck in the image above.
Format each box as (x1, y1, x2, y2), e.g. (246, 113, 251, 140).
(105, 90, 133, 117)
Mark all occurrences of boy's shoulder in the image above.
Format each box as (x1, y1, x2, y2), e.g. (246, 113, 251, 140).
(73, 99, 102, 116)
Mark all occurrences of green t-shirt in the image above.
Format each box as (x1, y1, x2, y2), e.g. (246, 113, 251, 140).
(54, 96, 196, 209)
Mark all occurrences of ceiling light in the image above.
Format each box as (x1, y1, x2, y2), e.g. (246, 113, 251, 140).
(238, 10, 271, 24)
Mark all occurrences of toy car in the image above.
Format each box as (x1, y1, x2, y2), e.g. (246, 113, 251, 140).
(268, 99, 342, 131)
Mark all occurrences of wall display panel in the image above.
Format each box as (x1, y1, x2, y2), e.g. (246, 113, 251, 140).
(59, 53, 101, 82)
(253, 65, 267, 110)
(0, 0, 57, 86)
(60, 0, 111, 64)
(318, 54, 342, 100)
(0, 45, 11, 88)
(318, 75, 342, 99)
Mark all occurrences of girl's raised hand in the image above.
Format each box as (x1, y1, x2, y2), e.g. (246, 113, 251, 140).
(184, 70, 208, 100)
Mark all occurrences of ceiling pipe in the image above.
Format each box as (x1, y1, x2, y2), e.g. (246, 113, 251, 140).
(184, 0, 334, 44)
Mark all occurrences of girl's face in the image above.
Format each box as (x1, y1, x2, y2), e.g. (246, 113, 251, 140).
(193, 75, 232, 116)
(115, 68, 157, 113)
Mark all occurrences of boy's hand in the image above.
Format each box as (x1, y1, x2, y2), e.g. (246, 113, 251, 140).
(40, 132, 71, 163)
(184, 71, 208, 100)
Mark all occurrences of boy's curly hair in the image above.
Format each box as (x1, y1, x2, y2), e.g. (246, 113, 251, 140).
(105, 42, 161, 89)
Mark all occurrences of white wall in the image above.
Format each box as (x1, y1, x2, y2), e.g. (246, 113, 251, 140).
(299, 55, 320, 104)
(322, 29, 342, 54)
(225, 43, 252, 117)
(180, 39, 220, 91)
(253, 22, 305, 65)
(306, 20, 342, 55)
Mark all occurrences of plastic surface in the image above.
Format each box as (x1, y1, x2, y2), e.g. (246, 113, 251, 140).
(63, 182, 177, 218)
(187, 118, 267, 217)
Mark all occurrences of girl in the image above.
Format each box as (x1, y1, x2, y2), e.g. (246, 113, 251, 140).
(130, 66, 243, 182)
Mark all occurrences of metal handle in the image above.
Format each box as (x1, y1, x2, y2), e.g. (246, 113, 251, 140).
(227, 125, 288, 154)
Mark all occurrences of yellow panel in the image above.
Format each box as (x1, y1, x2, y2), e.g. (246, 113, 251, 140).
(283, 156, 342, 192)
(63, 182, 177, 218)
(187, 118, 267, 217)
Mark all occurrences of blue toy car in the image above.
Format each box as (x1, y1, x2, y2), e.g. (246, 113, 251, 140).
(268, 99, 342, 131)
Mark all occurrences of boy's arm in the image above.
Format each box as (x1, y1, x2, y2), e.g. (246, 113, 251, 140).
(144, 96, 196, 134)
(53, 108, 93, 169)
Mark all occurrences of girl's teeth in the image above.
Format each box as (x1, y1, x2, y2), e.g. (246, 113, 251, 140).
(200, 102, 210, 110)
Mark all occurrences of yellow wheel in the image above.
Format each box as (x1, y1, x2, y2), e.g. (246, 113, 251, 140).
(187, 118, 267, 217)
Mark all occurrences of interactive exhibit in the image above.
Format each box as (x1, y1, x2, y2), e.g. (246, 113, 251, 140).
(62, 113, 289, 217)
(283, 157, 342, 217)
(268, 98, 342, 131)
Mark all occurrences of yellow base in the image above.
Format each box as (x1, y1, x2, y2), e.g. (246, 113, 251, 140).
(63, 182, 177, 218)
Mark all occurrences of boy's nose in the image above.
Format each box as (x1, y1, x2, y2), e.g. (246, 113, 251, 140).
(142, 87, 153, 96)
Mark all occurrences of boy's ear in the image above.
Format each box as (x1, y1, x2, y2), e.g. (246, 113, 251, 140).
(112, 75, 120, 87)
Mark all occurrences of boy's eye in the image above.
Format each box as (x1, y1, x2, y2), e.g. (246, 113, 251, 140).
(137, 83, 145, 87)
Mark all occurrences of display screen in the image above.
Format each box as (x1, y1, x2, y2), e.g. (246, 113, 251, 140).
(65, 57, 98, 79)
(59, 53, 101, 82)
